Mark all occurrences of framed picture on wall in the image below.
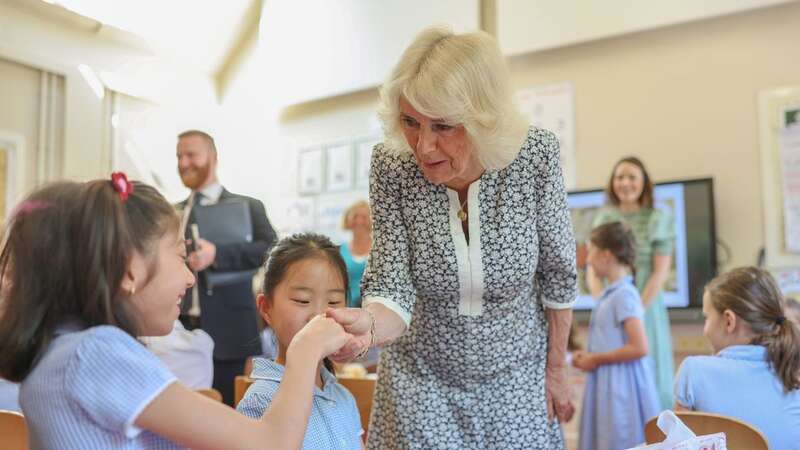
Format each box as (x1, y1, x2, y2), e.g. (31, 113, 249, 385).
(325, 143, 353, 192)
(298, 147, 324, 195)
(355, 137, 380, 189)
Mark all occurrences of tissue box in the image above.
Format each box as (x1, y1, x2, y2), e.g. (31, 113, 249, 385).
(629, 433, 726, 450)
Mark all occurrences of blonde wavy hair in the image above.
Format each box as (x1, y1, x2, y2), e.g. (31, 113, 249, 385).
(378, 26, 529, 170)
(340, 200, 370, 230)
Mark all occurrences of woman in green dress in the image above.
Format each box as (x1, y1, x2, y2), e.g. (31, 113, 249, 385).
(589, 156, 675, 409)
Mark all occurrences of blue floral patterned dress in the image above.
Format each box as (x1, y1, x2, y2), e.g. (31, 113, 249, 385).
(362, 128, 578, 449)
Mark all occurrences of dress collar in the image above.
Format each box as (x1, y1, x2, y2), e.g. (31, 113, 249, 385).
(53, 318, 86, 337)
(250, 358, 338, 401)
(600, 275, 634, 299)
(716, 344, 767, 362)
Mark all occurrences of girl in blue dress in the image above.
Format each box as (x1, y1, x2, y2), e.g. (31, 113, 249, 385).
(0, 174, 350, 450)
(238, 233, 364, 449)
(574, 221, 661, 450)
(674, 267, 800, 450)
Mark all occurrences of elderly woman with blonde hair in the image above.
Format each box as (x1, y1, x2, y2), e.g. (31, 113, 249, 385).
(327, 26, 577, 448)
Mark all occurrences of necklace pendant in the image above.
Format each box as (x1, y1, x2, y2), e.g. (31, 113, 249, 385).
(457, 209, 468, 221)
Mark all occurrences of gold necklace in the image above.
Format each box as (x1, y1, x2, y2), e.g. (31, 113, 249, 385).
(457, 198, 468, 221)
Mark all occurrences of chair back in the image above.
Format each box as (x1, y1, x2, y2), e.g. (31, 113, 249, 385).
(234, 375, 255, 407)
(196, 388, 223, 402)
(644, 411, 769, 450)
(0, 410, 29, 450)
(338, 376, 377, 436)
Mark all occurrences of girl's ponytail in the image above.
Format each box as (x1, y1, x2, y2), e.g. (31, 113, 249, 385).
(761, 314, 800, 392)
(706, 267, 800, 392)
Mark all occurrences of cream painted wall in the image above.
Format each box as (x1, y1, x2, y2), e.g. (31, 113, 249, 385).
(508, 2, 799, 269)
(218, 27, 381, 233)
(0, 3, 216, 184)
(0, 57, 41, 191)
(225, 2, 799, 268)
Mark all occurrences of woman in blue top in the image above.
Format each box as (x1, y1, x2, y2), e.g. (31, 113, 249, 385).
(675, 266, 800, 450)
(238, 233, 363, 449)
(574, 222, 661, 450)
(339, 200, 372, 308)
(0, 175, 350, 450)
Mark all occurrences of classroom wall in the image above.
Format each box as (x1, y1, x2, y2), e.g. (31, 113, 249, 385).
(223, 1, 800, 269)
(0, 2, 217, 184)
(507, 1, 800, 269)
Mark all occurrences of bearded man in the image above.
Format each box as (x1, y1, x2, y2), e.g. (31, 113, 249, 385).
(176, 129, 276, 406)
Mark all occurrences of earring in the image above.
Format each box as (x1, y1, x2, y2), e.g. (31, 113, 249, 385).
(130, 286, 136, 296)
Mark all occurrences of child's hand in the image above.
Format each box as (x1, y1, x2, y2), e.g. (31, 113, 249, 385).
(289, 315, 352, 361)
(325, 308, 373, 363)
(572, 351, 598, 372)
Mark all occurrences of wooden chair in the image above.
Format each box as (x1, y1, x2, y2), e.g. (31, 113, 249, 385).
(234, 375, 255, 407)
(196, 388, 223, 402)
(644, 411, 769, 450)
(0, 409, 29, 450)
(338, 376, 377, 436)
(234, 374, 377, 436)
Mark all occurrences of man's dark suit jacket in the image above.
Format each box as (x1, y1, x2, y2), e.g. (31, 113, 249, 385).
(179, 188, 276, 360)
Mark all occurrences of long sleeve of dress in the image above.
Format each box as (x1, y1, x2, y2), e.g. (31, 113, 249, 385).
(533, 130, 578, 309)
(361, 144, 418, 326)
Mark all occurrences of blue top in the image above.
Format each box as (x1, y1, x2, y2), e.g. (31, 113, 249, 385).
(339, 244, 367, 308)
(587, 276, 645, 353)
(675, 345, 800, 450)
(20, 324, 180, 450)
(237, 358, 362, 449)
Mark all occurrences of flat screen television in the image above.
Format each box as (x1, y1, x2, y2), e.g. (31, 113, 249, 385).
(568, 178, 717, 311)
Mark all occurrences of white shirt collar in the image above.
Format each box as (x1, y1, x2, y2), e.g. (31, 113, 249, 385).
(196, 182, 223, 205)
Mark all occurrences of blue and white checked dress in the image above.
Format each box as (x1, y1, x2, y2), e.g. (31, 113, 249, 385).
(237, 358, 363, 449)
(20, 324, 181, 450)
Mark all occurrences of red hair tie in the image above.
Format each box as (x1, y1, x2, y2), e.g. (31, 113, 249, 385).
(110, 172, 134, 202)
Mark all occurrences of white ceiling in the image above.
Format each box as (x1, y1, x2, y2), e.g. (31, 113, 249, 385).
(8, 0, 257, 75)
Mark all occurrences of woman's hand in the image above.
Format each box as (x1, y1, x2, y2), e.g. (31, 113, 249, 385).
(545, 362, 575, 424)
(325, 308, 373, 363)
(288, 314, 352, 362)
(571, 350, 598, 372)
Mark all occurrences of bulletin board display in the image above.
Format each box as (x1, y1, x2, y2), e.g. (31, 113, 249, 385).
(758, 85, 800, 268)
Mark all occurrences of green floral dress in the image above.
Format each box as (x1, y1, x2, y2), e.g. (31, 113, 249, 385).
(593, 207, 675, 409)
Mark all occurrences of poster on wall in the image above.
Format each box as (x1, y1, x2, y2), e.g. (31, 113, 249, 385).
(773, 266, 800, 303)
(779, 105, 800, 253)
(355, 137, 380, 189)
(326, 143, 353, 192)
(298, 147, 324, 195)
(280, 197, 316, 235)
(515, 82, 577, 188)
(757, 86, 800, 268)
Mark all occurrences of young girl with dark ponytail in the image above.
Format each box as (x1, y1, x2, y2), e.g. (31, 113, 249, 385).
(574, 222, 661, 450)
(675, 266, 800, 450)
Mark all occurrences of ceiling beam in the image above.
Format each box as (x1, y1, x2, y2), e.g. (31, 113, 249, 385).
(214, 0, 263, 102)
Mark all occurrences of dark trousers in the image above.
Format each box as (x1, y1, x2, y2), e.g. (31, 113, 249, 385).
(213, 358, 246, 407)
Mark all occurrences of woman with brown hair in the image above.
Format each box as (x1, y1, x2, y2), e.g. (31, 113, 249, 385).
(590, 156, 675, 409)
